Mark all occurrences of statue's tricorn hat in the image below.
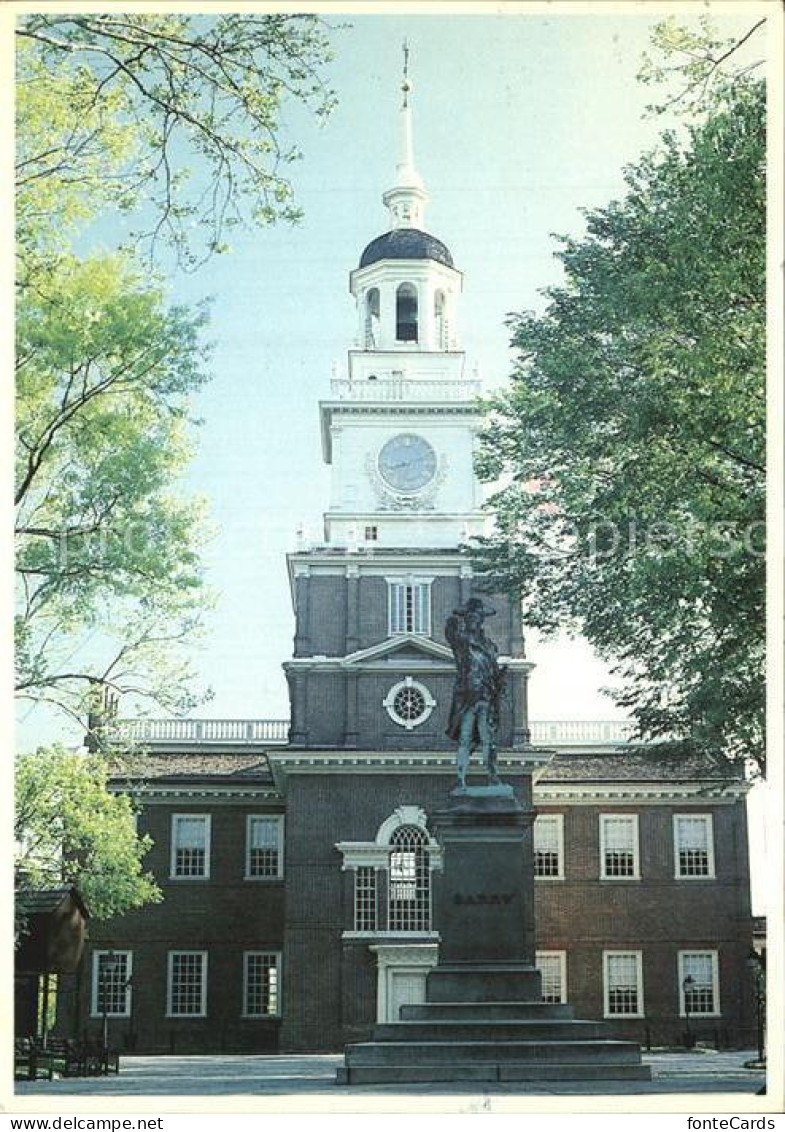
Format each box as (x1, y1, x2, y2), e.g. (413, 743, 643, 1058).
(453, 597, 496, 618)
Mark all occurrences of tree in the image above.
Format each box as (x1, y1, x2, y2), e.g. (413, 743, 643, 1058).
(476, 71, 765, 773)
(15, 251, 212, 728)
(15, 746, 161, 923)
(16, 13, 335, 271)
(15, 14, 336, 728)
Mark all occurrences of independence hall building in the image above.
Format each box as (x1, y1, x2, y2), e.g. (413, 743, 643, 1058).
(54, 78, 756, 1056)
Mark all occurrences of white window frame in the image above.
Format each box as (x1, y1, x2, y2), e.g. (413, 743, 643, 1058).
(90, 950, 133, 1018)
(536, 950, 567, 1004)
(244, 814, 284, 880)
(673, 814, 715, 879)
(170, 813, 211, 880)
(599, 814, 640, 880)
(166, 950, 207, 1018)
(603, 950, 645, 1019)
(354, 865, 379, 932)
(678, 950, 721, 1017)
(242, 951, 282, 1018)
(387, 577, 433, 636)
(533, 814, 565, 880)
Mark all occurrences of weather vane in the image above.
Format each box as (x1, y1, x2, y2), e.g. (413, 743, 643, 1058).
(402, 38, 411, 108)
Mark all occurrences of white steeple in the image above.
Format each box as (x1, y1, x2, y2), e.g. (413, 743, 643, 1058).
(382, 41, 428, 231)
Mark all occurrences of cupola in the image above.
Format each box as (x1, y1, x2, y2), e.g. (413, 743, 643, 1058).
(350, 43, 462, 354)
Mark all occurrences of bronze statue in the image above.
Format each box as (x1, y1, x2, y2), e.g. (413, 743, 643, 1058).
(445, 598, 507, 790)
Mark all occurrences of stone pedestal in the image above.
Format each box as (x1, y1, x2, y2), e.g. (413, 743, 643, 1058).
(338, 781, 651, 1085)
(427, 787, 541, 1003)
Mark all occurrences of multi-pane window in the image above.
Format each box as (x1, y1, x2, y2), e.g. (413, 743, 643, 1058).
(91, 951, 132, 1017)
(388, 581, 431, 636)
(171, 814, 210, 878)
(389, 825, 431, 932)
(674, 815, 715, 878)
(354, 866, 378, 932)
(246, 815, 283, 879)
(604, 951, 644, 1017)
(167, 951, 207, 1017)
(679, 952, 720, 1016)
(600, 815, 639, 879)
(243, 952, 281, 1017)
(534, 815, 564, 879)
(536, 951, 567, 1004)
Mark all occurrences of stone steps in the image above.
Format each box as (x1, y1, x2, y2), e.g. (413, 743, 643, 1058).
(338, 1062, 653, 1085)
(337, 1059, 647, 1086)
(373, 1019, 606, 1041)
(345, 1039, 643, 1067)
(400, 1000, 575, 1021)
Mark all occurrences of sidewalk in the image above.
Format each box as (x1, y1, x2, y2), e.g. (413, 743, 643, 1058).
(13, 1050, 766, 1099)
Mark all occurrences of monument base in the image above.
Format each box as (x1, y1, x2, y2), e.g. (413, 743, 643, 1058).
(338, 785, 651, 1085)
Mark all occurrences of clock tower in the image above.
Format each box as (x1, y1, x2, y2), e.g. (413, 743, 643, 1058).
(284, 62, 532, 753)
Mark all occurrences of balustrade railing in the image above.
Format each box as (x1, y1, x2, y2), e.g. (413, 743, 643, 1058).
(329, 378, 481, 402)
(109, 718, 634, 747)
(110, 718, 290, 745)
(529, 720, 636, 744)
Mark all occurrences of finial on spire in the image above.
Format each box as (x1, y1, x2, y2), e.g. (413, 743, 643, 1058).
(402, 39, 411, 108)
(382, 40, 428, 230)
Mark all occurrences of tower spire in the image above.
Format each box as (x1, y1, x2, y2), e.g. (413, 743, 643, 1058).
(383, 40, 428, 231)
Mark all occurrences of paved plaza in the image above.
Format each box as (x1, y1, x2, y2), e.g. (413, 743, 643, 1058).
(13, 1050, 767, 1099)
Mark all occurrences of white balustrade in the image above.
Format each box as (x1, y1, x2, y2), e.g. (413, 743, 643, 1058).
(110, 718, 633, 748)
(110, 718, 290, 745)
(529, 720, 636, 745)
(329, 378, 480, 403)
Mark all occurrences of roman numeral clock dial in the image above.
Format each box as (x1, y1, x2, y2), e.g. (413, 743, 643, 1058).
(378, 433, 437, 493)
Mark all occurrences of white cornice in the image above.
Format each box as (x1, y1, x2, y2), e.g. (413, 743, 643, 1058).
(282, 655, 533, 674)
(534, 782, 750, 805)
(266, 749, 553, 792)
(115, 785, 284, 804)
(286, 549, 478, 589)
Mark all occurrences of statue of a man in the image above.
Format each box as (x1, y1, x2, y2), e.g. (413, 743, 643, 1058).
(445, 598, 507, 790)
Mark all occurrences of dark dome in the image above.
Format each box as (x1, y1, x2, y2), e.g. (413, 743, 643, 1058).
(359, 228, 454, 269)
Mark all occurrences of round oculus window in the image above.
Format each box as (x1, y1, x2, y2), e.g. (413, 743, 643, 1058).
(394, 684, 426, 722)
(383, 678, 436, 730)
(378, 434, 437, 493)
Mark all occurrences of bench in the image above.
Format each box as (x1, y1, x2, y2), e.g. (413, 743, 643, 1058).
(14, 1038, 54, 1081)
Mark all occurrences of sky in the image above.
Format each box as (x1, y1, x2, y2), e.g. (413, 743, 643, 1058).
(13, 4, 772, 909)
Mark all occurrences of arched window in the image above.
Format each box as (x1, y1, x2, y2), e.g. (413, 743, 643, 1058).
(434, 290, 447, 349)
(365, 288, 380, 348)
(396, 283, 418, 342)
(336, 806, 440, 936)
(388, 825, 431, 931)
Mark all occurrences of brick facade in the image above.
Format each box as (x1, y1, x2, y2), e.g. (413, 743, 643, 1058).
(60, 751, 755, 1054)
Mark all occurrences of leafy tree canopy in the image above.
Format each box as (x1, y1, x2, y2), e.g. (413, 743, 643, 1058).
(16, 13, 336, 271)
(476, 65, 765, 773)
(15, 746, 161, 922)
(15, 252, 212, 724)
(16, 13, 336, 729)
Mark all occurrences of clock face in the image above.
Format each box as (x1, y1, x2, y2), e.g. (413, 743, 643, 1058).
(378, 433, 437, 493)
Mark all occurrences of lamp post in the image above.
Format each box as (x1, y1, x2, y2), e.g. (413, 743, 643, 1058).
(746, 949, 766, 1063)
(682, 975, 695, 1049)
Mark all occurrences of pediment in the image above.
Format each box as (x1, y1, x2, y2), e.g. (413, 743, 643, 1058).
(344, 636, 453, 668)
